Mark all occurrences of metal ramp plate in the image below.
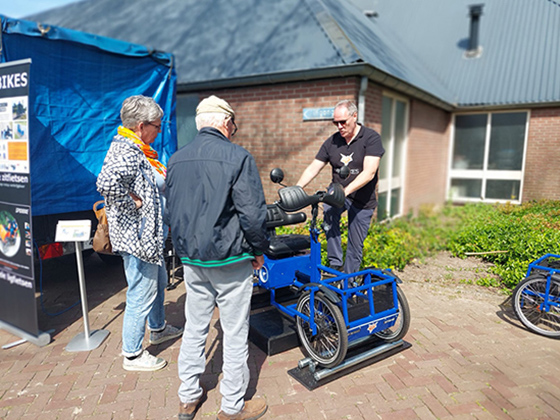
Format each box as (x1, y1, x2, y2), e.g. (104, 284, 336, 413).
(288, 339, 412, 390)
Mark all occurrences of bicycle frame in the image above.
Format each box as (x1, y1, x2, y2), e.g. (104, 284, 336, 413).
(525, 253, 560, 312)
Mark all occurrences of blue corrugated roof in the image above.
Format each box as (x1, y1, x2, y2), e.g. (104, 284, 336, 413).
(23, 0, 344, 83)
(22, 0, 560, 108)
(353, 0, 560, 106)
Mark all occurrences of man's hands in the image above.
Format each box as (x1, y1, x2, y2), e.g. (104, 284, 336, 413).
(252, 254, 264, 270)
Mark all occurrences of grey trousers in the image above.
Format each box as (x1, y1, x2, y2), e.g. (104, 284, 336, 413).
(178, 260, 253, 415)
(323, 198, 374, 274)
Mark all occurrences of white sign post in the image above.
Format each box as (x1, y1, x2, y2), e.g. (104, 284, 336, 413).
(55, 220, 109, 352)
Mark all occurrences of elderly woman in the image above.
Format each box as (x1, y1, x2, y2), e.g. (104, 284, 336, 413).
(97, 95, 182, 372)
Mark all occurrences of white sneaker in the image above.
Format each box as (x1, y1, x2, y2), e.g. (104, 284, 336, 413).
(149, 324, 184, 345)
(123, 350, 167, 371)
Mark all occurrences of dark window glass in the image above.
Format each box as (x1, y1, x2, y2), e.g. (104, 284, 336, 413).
(486, 180, 521, 200)
(450, 179, 482, 199)
(377, 191, 388, 221)
(452, 114, 487, 170)
(488, 113, 527, 170)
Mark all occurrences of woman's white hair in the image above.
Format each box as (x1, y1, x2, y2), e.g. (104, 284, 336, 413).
(120, 95, 164, 129)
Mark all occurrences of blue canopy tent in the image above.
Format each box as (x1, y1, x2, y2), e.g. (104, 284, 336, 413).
(0, 16, 177, 217)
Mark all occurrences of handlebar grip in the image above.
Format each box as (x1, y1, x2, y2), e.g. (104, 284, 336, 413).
(277, 186, 319, 212)
(322, 183, 345, 208)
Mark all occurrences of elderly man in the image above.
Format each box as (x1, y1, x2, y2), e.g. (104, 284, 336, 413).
(165, 96, 269, 420)
(297, 99, 384, 275)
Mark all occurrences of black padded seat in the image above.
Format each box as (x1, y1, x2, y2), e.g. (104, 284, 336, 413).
(265, 234, 310, 259)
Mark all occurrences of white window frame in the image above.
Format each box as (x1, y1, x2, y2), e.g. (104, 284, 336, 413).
(378, 92, 409, 220)
(447, 110, 530, 204)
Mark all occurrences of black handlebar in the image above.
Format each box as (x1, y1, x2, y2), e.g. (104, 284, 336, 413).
(276, 183, 345, 212)
(265, 181, 345, 230)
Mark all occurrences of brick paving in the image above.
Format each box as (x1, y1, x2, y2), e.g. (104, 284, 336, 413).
(1, 254, 560, 419)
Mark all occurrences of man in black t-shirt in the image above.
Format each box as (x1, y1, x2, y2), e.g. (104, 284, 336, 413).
(296, 100, 384, 274)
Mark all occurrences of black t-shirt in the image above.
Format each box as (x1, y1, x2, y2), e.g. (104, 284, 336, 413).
(315, 125, 384, 209)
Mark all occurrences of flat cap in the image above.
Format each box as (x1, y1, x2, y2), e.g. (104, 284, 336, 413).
(196, 95, 235, 118)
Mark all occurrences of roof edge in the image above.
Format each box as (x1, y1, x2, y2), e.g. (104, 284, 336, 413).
(456, 101, 560, 112)
(177, 63, 455, 112)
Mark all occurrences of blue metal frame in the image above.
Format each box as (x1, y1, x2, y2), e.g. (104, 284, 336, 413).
(524, 253, 560, 313)
(255, 217, 400, 343)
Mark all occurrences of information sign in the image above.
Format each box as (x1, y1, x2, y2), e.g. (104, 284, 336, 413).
(0, 59, 40, 339)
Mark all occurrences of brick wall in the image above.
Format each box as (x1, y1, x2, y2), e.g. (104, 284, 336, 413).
(196, 77, 451, 212)
(404, 100, 451, 214)
(523, 107, 560, 201)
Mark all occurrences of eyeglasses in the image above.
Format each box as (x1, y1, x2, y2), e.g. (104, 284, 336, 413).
(332, 119, 348, 126)
(147, 122, 161, 130)
(230, 118, 238, 136)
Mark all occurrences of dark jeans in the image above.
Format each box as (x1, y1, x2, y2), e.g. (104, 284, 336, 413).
(323, 198, 374, 274)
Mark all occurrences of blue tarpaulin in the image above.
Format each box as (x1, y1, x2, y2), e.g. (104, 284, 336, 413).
(0, 16, 177, 216)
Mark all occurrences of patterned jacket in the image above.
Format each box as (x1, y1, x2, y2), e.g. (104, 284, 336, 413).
(96, 134, 164, 265)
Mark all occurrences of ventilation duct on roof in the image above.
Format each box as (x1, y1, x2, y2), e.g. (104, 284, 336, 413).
(466, 4, 484, 58)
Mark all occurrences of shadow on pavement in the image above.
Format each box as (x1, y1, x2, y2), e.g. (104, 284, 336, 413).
(34, 251, 127, 338)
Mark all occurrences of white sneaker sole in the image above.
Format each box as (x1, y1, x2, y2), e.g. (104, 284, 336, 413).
(122, 359, 167, 372)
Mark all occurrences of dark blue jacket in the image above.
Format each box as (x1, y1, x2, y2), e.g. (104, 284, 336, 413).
(164, 127, 269, 267)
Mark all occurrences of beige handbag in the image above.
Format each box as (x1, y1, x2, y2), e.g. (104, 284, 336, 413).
(92, 200, 113, 254)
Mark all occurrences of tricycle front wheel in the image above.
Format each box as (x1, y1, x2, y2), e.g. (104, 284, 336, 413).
(296, 291, 348, 368)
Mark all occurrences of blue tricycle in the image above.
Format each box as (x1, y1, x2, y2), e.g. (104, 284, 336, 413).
(254, 169, 411, 368)
(512, 254, 560, 337)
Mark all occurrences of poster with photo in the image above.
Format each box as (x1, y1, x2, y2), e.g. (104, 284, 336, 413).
(0, 95, 29, 173)
(0, 59, 37, 337)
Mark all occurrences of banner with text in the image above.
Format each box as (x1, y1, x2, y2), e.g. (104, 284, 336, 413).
(0, 59, 37, 336)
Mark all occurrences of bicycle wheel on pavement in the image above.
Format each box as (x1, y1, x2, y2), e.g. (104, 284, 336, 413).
(512, 274, 560, 337)
(296, 291, 348, 368)
(374, 285, 411, 342)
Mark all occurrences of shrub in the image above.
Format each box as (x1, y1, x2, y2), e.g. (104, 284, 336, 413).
(273, 200, 560, 290)
(448, 200, 560, 289)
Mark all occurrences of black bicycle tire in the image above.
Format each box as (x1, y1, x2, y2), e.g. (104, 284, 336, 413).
(296, 291, 348, 368)
(374, 285, 411, 342)
(512, 274, 560, 338)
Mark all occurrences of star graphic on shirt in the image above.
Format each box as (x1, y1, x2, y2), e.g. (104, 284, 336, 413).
(340, 152, 354, 166)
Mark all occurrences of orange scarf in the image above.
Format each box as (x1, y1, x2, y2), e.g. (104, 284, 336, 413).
(117, 126, 166, 177)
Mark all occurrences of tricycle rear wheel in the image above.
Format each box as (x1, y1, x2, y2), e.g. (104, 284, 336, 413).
(374, 285, 411, 342)
(512, 274, 560, 337)
(296, 291, 348, 368)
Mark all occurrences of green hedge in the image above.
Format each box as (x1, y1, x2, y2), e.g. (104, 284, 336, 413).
(448, 200, 560, 289)
(275, 200, 560, 290)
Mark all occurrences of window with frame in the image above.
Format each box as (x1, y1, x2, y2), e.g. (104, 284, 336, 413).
(448, 111, 528, 203)
(378, 95, 408, 221)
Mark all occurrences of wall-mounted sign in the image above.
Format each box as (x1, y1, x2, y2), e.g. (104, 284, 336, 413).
(302, 107, 334, 121)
